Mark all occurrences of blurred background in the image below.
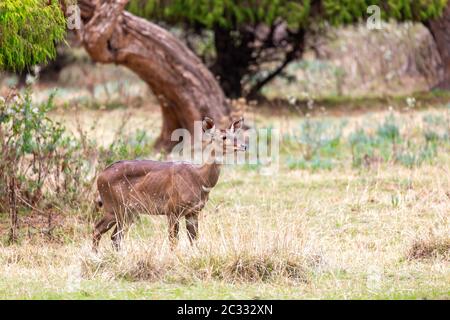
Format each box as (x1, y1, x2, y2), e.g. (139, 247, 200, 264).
(1, 1, 449, 108)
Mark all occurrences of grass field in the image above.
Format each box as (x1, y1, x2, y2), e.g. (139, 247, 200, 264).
(0, 103, 449, 299)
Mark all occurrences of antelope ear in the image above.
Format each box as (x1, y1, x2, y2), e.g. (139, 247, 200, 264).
(229, 117, 244, 132)
(202, 117, 215, 132)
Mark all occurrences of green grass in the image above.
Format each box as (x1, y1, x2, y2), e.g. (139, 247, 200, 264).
(0, 268, 448, 299)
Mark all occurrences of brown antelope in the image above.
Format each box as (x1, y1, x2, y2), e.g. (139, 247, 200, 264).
(93, 117, 246, 251)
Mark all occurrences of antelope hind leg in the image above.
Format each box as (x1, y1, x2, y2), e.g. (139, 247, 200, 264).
(185, 213, 199, 245)
(93, 214, 116, 252)
(167, 214, 180, 250)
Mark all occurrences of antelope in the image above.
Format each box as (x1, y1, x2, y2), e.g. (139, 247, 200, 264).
(92, 117, 246, 251)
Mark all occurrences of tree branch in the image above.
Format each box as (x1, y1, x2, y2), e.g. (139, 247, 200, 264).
(246, 30, 305, 99)
(82, 0, 129, 63)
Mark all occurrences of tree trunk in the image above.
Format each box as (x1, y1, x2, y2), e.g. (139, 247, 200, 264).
(77, 0, 231, 151)
(424, 2, 450, 90)
(211, 27, 254, 99)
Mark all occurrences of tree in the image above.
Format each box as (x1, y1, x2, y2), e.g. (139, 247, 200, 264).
(0, 0, 66, 71)
(127, 0, 448, 98)
(127, 0, 312, 98)
(1, 0, 232, 152)
(424, 1, 450, 89)
(77, 0, 446, 151)
(77, 0, 231, 151)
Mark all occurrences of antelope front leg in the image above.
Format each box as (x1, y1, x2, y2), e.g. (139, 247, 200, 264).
(167, 214, 180, 249)
(111, 223, 124, 251)
(111, 211, 136, 250)
(185, 213, 199, 245)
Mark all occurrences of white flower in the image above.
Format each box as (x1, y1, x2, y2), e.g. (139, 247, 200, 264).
(5, 106, 15, 115)
(26, 74, 36, 85)
(0, 96, 5, 104)
(32, 107, 39, 114)
(33, 65, 41, 75)
(406, 97, 416, 108)
(13, 95, 21, 104)
(300, 92, 309, 99)
(287, 96, 297, 105)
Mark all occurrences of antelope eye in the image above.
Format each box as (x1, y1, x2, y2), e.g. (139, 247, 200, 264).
(222, 136, 226, 140)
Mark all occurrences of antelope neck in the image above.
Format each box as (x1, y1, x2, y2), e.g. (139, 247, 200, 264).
(197, 158, 221, 189)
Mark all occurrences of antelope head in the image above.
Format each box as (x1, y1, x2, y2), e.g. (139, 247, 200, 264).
(201, 117, 247, 162)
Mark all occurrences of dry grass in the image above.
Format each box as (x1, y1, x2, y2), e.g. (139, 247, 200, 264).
(81, 234, 312, 284)
(407, 236, 450, 261)
(0, 106, 449, 299)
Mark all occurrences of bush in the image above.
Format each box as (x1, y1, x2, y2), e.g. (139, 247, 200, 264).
(0, 91, 91, 242)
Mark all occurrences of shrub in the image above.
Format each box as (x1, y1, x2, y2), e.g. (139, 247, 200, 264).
(286, 118, 344, 170)
(0, 91, 91, 242)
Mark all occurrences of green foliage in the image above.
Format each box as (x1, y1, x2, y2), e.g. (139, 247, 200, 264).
(128, 0, 448, 97)
(128, 0, 448, 29)
(100, 129, 154, 166)
(349, 128, 377, 167)
(0, 91, 88, 212)
(128, 0, 312, 29)
(350, 113, 442, 168)
(320, 0, 447, 25)
(0, 0, 66, 71)
(283, 118, 345, 171)
(296, 118, 345, 159)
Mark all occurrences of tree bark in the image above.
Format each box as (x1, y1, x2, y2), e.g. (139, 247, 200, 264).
(77, 0, 231, 151)
(424, 2, 450, 90)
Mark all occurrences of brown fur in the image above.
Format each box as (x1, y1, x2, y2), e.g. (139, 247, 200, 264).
(93, 118, 245, 251)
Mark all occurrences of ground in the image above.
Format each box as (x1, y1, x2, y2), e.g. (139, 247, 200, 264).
(0, 102, 448, 299)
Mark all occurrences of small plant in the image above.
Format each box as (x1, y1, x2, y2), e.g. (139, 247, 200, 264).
(390, 194, 400, 208)
(287, 118, 344, 170)
(423, 113, 450, 143)
(349, 128, 376, 168)
(287, 110, 447, 171)
(376, 113, 401, 162)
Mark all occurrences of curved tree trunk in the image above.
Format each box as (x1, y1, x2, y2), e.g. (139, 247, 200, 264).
(77, 0, 231, 151)
(424, 2, 450, 90)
